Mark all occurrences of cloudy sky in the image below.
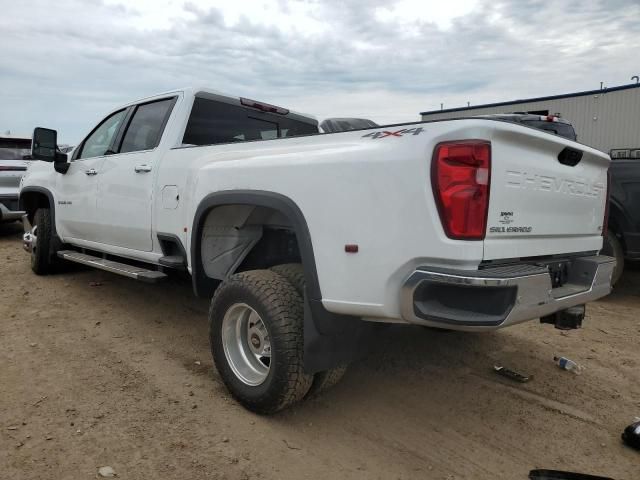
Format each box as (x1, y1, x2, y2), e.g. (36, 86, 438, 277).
(1, 0, 638, 143)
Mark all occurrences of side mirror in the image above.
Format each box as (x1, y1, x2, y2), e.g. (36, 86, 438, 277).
(31, 127, 58, 162)
(31, 127, 70, 173)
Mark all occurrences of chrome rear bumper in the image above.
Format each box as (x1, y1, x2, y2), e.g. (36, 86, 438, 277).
(401, 255, 615, 330)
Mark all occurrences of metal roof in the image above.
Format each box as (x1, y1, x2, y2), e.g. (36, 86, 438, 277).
(0, 133, 31, 140)
(420, 82, 640, 116)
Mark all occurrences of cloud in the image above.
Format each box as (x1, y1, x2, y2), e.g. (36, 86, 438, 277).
(0, 0, 637, 143)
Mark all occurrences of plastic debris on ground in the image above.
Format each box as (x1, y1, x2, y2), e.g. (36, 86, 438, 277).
(622, 418, 640, 451)
(553, 356, 585, 375)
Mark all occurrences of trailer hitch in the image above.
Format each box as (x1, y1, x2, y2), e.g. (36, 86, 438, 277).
(540, 305, 585, 330)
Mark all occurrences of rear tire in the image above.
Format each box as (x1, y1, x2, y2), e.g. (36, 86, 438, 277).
(30, 208, 56, 275)
(270, 263, 306, 293)
(209, 270, 312, 414)
(270, 263, 348, 397)
(602, 230, 624, 286)
(305, 365, 347, 398)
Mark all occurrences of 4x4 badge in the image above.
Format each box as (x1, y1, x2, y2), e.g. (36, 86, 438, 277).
(362, 127, 425, 139)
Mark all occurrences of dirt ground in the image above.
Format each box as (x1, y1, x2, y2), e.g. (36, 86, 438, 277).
(1, 222, 639, 480)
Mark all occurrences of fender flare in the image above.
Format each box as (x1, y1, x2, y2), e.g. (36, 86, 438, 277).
(190, 190, 375, 373)
(190, 190, 322, 301)
(19, 186, 57, 236)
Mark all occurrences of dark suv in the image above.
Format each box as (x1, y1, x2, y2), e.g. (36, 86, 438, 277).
(603, 150, 640, 285)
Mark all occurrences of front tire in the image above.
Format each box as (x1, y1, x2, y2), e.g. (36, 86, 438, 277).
(602, 230, 624, 286)
(30, 208, 56, 275)
(209, 270, 313, 414)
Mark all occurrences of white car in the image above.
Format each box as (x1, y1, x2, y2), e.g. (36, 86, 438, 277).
(0, 134, 31, 222)
(20, 87, 614, 413)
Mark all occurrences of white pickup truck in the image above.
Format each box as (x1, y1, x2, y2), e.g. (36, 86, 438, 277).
(20, 87, 614, 413)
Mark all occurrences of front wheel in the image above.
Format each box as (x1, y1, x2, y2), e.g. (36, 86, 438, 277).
(29, 208, 57, 275)
(209, 270, 313, 414)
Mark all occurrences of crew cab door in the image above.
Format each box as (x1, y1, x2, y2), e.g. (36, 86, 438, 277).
(95, 97, 176, 252)
(55, 109, 128, 242)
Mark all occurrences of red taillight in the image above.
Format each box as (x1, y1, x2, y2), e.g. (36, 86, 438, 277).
(602, 168, 611, 237)
(432, 140, 491, 240)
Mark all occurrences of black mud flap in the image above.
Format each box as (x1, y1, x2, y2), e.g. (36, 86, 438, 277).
(303, 298, 377, 374)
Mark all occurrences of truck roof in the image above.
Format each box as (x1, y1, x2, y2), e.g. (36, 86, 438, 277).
(117, 87, 317, 125)
(0, 134, 31, 141)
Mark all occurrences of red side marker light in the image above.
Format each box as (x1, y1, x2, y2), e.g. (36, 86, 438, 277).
(345, 244, 359, 253)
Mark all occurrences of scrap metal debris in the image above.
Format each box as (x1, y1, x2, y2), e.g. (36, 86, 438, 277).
(493, 365, 531, 383)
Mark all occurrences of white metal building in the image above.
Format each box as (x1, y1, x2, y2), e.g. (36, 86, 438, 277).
(420, 83, 640, 155)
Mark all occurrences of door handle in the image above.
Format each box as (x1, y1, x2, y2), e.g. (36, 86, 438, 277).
(134, 164, 152, 173)
(85, 169, 98, 176)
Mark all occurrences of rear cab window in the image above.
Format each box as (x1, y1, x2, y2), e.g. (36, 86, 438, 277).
(521, 120, 577, 141)
(182, 97, 318, 146)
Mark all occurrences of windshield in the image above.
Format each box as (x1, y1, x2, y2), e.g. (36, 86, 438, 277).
(0, 138, 31, 160)
(522, 120, 577, 141)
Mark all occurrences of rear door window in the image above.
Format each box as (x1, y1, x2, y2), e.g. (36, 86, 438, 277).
(183, 98, 317, 146)
(119, 98, 176, 153)
(522, 120, 577, 141)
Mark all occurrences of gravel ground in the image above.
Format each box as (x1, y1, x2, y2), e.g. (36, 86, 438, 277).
(1, 221, 639, 480)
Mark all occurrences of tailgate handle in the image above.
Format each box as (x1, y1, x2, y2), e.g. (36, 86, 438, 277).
(558, 147, 582, 167)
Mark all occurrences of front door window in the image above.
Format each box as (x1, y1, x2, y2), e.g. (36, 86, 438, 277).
(78, 109, 127, 159)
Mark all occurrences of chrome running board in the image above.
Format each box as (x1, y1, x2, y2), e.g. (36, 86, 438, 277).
(57, 250, 167, 283)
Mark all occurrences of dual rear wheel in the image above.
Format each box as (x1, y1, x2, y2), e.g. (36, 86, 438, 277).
(209, 264, 346, 414)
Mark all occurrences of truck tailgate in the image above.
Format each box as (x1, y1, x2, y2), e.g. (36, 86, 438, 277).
(484, 126, 609, 260)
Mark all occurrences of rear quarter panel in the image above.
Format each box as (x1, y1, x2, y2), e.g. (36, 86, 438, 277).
(169, 119, 609, 321)
(178, 121, 533, 320)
